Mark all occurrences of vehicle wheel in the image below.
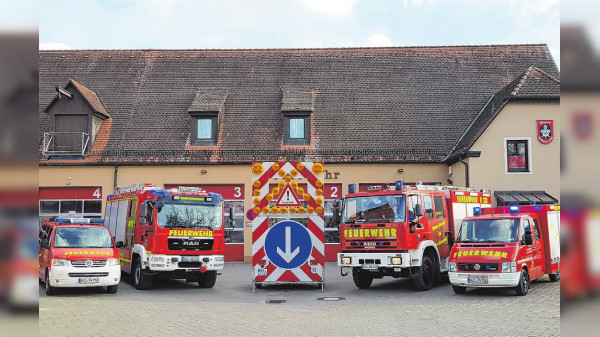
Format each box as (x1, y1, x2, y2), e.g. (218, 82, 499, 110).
(514, 269, 530, 296)
(106, 284, 118, 294)
(549, 272, 560, 282)
(452, 285, 467, 294)
(133, 258, 153, 290)
(352, 267, 373, 289)
(45, 270, 56, 296)
(254, 282, 262, 289)
(198, 271, 217, 288)
(414, 255, 436, 291)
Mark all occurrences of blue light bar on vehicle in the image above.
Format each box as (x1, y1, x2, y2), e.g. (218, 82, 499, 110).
(473, 207, 482, 216)
(396, 180, 404, 190)
(150, 190, 170, 196)
(54, 218, 104, 224)
(509, 204, 520, 214)
(530, 200, 536, 205)
(348, 184, 356, 194)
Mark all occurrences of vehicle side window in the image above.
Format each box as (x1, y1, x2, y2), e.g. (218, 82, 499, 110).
(407, 195, 422, 220)
(521, 219, 531, 244)
(146, 201, 154, 224)
(532, 218, 541, 240)
(40, 226, 53, 248)
(433, 196, 445, 219)
(423, 195, 434, 220)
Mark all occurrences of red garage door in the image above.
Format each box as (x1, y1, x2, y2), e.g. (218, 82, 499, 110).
(39, 187, 103, 224)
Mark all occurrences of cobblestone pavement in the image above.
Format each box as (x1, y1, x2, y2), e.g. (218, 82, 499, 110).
(39, 262, 559, 337)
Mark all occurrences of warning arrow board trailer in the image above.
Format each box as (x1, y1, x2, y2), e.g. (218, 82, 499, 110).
(251, 162, 325, 291)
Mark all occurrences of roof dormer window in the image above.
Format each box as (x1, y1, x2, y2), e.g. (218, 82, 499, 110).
(188, 89, 228, 146)
(281, 88, 315, 146)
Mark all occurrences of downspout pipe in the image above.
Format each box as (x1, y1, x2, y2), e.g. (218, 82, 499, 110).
(455, 151, 481, 188)
(458, 158, 469, 188)
(113, 165, 119, 192)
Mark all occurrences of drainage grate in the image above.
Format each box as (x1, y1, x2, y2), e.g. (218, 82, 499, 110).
(317, 297, 346, 301)
(265, 300, 286, 304)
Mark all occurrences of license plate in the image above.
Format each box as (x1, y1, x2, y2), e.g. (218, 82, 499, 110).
(362, 264, 378, 270)
(467, 275, 489, 284)
(257, 269, 267, 276)
(78, 278, 99, 284)
(181, 256, 201, 262)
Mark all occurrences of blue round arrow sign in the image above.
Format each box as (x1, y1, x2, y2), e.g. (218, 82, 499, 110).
(264, 220, 312, 269)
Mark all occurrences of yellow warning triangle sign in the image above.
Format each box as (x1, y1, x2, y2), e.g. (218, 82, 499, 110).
(275, 184, 302, 207)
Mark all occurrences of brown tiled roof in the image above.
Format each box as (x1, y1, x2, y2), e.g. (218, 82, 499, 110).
(446, 66, 560, 161)
(38, 45, 559, 164)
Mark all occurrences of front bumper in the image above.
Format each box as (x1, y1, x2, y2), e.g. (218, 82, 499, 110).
(449, 271, 520, 288)
(49, 265, 121, 287)
(337, 252, 411, 269)
(146, 254, 225, 272)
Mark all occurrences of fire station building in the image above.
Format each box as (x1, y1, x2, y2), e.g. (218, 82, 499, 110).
(38, 45, 560, 262)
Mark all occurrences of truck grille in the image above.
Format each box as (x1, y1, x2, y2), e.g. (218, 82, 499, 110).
(168, 238, 214, 251)
(178, 262, 202, 268)
(358, 259, 381, 265)
(348, 241, 394, 248)
(458, 263, 499, 272)
(71, 260, 107, 267)
(68, 272, 109, 277)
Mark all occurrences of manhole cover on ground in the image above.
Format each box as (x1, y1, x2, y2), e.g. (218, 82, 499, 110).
(317, 297, 346, 301)
(265, 299, 286, 304)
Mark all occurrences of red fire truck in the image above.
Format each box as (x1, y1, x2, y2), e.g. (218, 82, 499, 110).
(336, 182, 491, 290)
(449, 204, 560, 296)
(105, 184, 230, 290)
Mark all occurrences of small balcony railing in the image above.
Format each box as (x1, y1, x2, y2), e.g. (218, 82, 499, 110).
(42, 132, 90, 156)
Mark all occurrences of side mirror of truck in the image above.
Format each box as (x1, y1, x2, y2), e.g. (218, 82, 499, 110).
(140, 203, 148, 216)
(524, 230, 533, 245)
(115, 241, 124, 248)
(156, 199, 165, 212)
(139, 217, 147, 225)
(415, 204, 424, 218)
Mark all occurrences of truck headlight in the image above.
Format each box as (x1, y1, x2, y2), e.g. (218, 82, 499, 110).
(107, 258, 120, 266)
(341, 257, 352, 265)
(449, 261, 457, 272)
(501, 262, 516, 273)
(51, 259, 68, 267)
(389, 257, 402, 265)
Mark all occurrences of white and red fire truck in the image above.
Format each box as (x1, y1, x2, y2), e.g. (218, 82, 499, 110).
(336, 182, 491, 290)
(449, 204, 560, 296)
(104, 183, 230, 290)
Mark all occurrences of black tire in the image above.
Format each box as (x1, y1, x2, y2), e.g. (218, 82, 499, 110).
(352, 267, 373, 289)
(515, 269, 530, 296)
(198, 271, 217, 288)
(45, 270, 56, 296)
(414, 255, 436, 291)
(452, 285, 467, 294)
(549, 272, 560, 282)
(107, 284, 118, 294)
(133, 258, 153, 290)
(254, 282, 262, 289)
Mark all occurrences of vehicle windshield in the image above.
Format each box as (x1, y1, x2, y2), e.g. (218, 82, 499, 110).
(157, 201, 223, 229)
(343, 195, 406, 224)
(53, 227, 114, 248)
(457, 219, 520, 243)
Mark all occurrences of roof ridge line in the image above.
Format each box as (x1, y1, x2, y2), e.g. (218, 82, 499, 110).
(530, 66, 561, 84)
(510, 66, 535, 96)
(38, 43, 550, 53)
